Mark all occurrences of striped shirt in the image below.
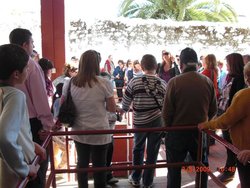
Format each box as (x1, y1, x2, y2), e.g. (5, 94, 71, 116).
(122, 74, 167, 126)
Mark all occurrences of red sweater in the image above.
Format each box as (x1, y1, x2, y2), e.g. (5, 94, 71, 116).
(202, 69, 219, 98)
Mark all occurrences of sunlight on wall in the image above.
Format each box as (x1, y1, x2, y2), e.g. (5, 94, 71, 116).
(0, 0, 41, 54)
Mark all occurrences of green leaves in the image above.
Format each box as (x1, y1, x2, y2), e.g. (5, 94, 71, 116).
(119, 0, 238, 22)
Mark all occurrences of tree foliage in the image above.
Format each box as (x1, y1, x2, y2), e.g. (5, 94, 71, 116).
(119, 0, 238, 22)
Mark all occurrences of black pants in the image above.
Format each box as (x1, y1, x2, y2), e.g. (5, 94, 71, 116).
(26, 118, 49, 188)
(237, 160, 250, 188)
(74, 141, 108, 188)
(222, 130, 236, 170)
(115, 81, 124, 101)
(165, 131, 208, 188)
(106, 137, 114, 180)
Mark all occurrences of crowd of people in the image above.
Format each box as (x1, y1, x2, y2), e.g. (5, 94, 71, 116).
(0, 27, 250, 188)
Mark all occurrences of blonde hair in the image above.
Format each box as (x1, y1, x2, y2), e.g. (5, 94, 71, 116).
(204, 54, 218, 75)
(73, 50, 100, 88)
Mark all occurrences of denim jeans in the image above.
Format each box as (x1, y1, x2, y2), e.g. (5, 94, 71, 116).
(74, 141, 109, 188)
(165, 131, 208, 188)
(131, 117, 163, 186)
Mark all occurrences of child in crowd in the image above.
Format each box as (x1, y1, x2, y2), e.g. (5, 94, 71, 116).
(0, 44, 46, 187)
(122, 54, 167, 188)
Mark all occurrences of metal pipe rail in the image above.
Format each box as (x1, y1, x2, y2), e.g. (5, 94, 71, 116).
(16, 134, 52, 188)
(17, 126, 242, 188)
(204, 130, 240, 155)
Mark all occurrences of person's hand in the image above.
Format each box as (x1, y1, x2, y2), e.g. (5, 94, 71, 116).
(198, 122, 208, 131)
(115, 105, 122, 111)
(116, 108, 125, 116)
(34, 143, 47, 162)
(53, 120, 62, 131)
(237, 150, 250, 165)
(28, 164, 39, 180)
(38, 129, 50, 141)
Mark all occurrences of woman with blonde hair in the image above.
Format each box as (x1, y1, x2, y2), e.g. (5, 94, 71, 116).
(202, 54, 219, 97)
(61, 50, 116, 188)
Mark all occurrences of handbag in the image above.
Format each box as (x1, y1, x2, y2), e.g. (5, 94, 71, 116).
(0, 88, 3, 114)
(58, 79, 76, 127)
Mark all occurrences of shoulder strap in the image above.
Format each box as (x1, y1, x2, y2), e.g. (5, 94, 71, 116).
(153, 95, 162, 111)
(67, 79, 72, 98)
(142, 76, 162, 111)
(0, 88, 3, 114)
(68, 79, 72, 92)
(173, 61, 180, 75)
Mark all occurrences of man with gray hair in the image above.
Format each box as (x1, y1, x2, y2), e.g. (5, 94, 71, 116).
(162, 47, 217, 188)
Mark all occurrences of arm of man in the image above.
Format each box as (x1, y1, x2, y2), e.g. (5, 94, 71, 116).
(162, 80, 174, 127)
(27, 60, 54, 131)
(237, 150, 250, 165)
(0, 92, 32, 178)
(121, 81, 133, 112)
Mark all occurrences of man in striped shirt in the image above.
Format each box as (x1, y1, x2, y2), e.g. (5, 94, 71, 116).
(122, 54, 167, 188)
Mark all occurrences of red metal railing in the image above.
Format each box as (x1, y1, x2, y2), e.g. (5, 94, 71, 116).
(16, 134, 51, 188)
(16, 126, 242, 188)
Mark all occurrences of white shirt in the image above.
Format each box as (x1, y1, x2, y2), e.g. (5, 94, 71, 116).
(62, 76, 113, 145)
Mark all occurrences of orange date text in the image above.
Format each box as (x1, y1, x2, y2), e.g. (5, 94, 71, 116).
(182, 166, 211, 173)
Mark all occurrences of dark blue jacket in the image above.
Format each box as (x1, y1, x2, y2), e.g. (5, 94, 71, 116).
(113, 66, 125, 84)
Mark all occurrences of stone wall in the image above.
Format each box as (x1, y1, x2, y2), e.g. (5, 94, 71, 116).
(67, 18, 250, 63)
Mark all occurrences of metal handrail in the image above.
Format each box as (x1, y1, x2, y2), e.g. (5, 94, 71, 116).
(17, 125, 241, 188)
(16, 134, 52, 188)
(204, 130, 240, 155)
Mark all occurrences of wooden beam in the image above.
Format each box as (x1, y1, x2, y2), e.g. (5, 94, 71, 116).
(41, 0, 65, 79)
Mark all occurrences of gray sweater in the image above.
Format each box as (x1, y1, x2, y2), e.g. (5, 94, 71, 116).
(0, 87, 35, 180)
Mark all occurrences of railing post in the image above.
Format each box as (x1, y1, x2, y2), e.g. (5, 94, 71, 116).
(195, 130, 203, 188)
(46, 137, 56, 188)
(65, 128, 71, 181)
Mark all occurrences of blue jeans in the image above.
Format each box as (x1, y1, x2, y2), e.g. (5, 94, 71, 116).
(165, 131, 208, 188)
(74, 141, 109, 188)
(131, 117, 163, 186)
